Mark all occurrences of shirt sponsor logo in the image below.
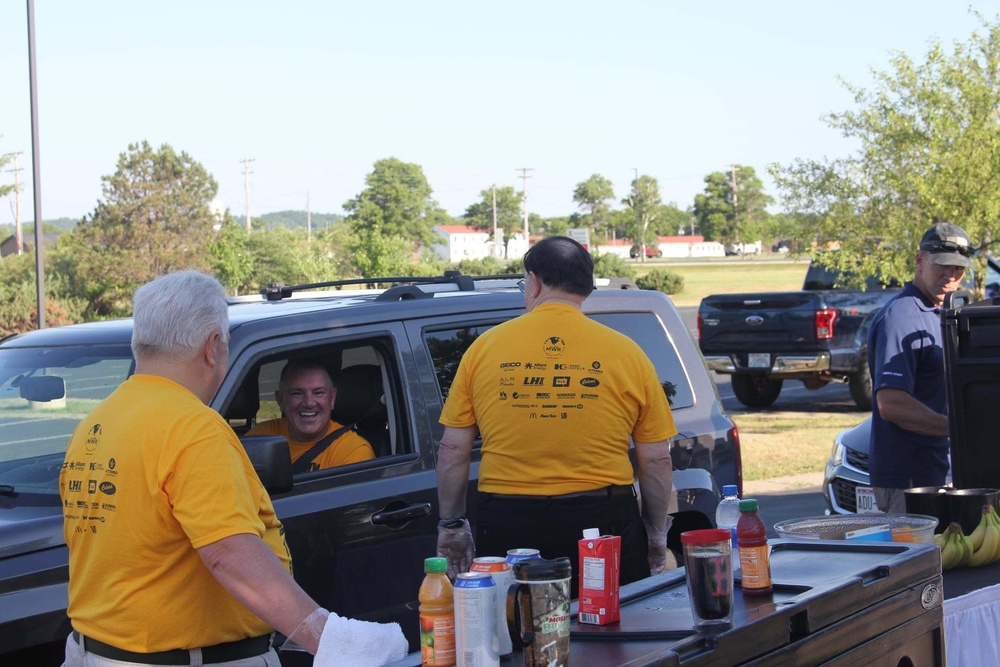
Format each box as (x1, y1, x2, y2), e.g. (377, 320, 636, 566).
(535, 392, 550, 399)
(554, 363, 567, 370)
(542, 404, 557, 408)
(512, 403, 533, 408)
(581, 393, 599, 399)
(556, 393, 576, 399)
(68, 479, 83, 492)
(525, 362, 547, 370)
(88, 480, 97, 494)
(580, 377, 600, 387)
(499, 391, 508, 400)
(543, 336, 566, 358)
(500, 362, 521, 369)
(523, 376, 544, 386)
(500, 376, 515, 386)
(99, 481, 116, 495)
(552, 376, 571, 387)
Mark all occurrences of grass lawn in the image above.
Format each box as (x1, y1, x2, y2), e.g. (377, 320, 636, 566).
(630, 258, 810, 308)
(731, 411, 862, 481)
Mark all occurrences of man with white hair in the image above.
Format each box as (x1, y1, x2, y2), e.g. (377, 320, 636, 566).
(59, 270, 405, 666)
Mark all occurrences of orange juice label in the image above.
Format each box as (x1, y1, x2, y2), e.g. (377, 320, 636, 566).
(420, 613, 455, 666)
(739, 545, 772, 589)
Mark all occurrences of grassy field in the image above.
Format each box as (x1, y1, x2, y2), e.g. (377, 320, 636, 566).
(732, 411, 862, 481)
(631, 258, 810, 308)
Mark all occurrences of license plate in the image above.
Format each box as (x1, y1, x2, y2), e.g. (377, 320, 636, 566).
(748, 353, 770, 368)
(855, 486, 880, 514)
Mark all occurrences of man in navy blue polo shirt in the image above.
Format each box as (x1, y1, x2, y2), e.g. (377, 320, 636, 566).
(867, 222, 973, 512)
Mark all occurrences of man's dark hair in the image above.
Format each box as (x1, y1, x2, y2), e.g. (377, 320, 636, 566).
(522, 236, 594, 297)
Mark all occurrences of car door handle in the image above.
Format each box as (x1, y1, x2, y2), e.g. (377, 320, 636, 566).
(371, 502, 432, 525)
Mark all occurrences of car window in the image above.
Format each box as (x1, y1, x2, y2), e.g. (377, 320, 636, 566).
(424, 312, 694, 409)
(225, 340, 400, 464)
(0, 344, 134, 495)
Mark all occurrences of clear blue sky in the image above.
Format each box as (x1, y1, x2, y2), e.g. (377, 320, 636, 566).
(0, 1, 994, 227)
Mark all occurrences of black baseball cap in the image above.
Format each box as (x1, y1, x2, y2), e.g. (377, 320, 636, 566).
(919, 222, 973, 268)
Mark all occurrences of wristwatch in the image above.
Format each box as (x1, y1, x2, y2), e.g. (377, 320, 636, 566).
(438, 518, 466, 529)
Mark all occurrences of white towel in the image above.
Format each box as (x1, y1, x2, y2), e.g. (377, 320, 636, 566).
(313, 611, 408, 667)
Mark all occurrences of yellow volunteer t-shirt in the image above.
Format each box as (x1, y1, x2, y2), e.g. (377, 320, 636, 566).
(440, 302, 677, 495)
(248, 419, 375, 470)
(61, 375, 290, 652)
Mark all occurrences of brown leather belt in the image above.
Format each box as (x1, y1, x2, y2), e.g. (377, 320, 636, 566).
(482, 484, 636, 502)
(72, 630, 271, 665)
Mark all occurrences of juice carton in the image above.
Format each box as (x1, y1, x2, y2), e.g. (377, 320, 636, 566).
(577, 528, 621, 625)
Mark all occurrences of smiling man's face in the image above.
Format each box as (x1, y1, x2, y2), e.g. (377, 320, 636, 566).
(277, 367, 335, 442)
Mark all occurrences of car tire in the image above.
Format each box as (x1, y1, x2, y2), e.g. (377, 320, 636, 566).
(848, 363, 873, 411)
(731, 374, 783, 408)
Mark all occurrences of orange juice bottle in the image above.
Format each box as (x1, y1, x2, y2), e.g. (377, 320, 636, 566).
(419, 557, 456, 666)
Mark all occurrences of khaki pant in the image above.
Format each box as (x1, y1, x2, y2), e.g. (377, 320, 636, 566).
(62, 633, 283, 667)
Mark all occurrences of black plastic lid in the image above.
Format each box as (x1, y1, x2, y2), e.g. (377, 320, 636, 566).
(513, 556, 572, 581)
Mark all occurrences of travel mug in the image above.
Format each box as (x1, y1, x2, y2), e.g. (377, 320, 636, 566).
(507, 556, 572, 667)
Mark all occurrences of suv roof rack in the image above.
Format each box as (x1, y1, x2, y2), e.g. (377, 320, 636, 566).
(260, 271, 523, 302)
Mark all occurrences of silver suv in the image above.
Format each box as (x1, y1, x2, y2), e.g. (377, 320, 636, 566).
(0, 273, 741, 664)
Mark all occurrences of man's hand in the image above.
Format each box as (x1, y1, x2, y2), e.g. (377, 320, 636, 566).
(437, 518, 475, 580)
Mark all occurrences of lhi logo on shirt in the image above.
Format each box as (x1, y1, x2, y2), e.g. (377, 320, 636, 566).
(543, 336, 566, 357)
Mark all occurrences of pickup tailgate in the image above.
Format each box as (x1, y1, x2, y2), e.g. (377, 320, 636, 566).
(698, 291, 824, 353)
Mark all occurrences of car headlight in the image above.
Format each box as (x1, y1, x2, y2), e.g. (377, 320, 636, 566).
(830, 438, 845, 467)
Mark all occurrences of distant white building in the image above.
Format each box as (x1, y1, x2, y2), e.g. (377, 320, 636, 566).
(593, 235, 725, 259)
(432, 225, 501, 262)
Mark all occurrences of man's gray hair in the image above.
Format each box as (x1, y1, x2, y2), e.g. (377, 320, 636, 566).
(131, 271, 230, 360)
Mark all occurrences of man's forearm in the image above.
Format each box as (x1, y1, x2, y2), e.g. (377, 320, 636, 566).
(199, 533, 321, 650)
(437, 427, 476, 518)
(877, 388, 950, 438)
(635, 440, 673, 533)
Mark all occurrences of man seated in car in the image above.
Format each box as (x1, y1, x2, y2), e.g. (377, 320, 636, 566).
(248, 358, 375, 471)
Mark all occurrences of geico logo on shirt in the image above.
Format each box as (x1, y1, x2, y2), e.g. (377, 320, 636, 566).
(500, 362, 521, 369)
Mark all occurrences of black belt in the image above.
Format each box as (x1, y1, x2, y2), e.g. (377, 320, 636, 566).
(482, 484, 636, 502)
(72, 630, 271, 665)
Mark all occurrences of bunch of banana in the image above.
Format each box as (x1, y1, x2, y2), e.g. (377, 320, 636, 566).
(935, 506, 1000, 570)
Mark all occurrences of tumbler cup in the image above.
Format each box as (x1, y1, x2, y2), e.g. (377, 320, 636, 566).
(681, 528, 734, 628)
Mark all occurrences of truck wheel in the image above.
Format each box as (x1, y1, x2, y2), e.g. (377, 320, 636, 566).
(731, 375, 783, 408)
(848, 365, 873, 411)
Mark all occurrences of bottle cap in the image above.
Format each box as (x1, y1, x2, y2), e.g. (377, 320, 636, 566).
(722, 485, 739, 496)
(424, 557, 448, 573)
(582, 528, 600, 539)
(739, 499, 759, 512)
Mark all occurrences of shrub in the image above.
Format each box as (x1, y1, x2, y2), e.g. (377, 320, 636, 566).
(636, 268, 684, 294)
(591, 252, 635, 280)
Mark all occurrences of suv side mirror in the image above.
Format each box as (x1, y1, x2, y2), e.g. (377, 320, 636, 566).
(241, 435, 293, 495)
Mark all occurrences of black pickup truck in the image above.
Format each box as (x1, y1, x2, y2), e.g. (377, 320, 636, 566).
(697, 262, 899, 410)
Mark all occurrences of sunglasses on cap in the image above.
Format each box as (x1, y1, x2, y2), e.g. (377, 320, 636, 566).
(922, 240, 974, 258)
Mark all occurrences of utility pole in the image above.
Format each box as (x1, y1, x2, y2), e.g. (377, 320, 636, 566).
(516, 167, 533, 242)
(729, 164, 741, 254)
(492, 184, 499, 258)
(241, 158, 255, 231)
(4, 152, 23, 255)
(306, 191, 312, 243)
(632, 168, 642, 260)
(27, 0, 45, 329)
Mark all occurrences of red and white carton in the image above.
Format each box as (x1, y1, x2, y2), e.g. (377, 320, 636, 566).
(577, 528, 621, 625)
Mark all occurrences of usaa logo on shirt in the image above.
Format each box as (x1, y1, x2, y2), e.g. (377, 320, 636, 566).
(542, 336, 566, 358)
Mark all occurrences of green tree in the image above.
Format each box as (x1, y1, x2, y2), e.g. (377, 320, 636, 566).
(573, 174, 615, 234)
(693, 166, 772, 247)
(0, 152, 12, 199)
(66, 141, 219, 318)
(463, 185, 523, 258)
(343, 157, 444, 248)
(771, 14, 1000, 294)
(622, 175, 663, 261)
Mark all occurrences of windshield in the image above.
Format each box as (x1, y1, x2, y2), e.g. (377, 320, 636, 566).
(0, 345, 134, 495)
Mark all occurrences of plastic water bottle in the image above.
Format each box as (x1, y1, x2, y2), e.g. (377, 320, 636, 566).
(715, 484, 741, 563)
